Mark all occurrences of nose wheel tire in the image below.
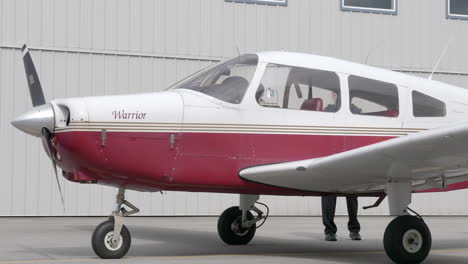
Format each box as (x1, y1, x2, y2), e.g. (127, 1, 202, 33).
(217, 206, 256, 245)
(91, 220, 131, 259)
(383, 215, 431, 264)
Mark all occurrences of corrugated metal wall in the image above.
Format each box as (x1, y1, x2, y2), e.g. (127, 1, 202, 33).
(1, 0, 468, 216)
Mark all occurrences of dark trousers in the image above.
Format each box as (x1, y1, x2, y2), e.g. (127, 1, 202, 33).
(321, 196, 360, 235)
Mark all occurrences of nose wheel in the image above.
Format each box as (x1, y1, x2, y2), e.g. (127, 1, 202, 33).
(92, 220, 131, 259)
(92, 187, 139, 259)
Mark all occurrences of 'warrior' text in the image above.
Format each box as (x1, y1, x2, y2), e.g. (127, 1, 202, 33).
(112, 110, 147, 120)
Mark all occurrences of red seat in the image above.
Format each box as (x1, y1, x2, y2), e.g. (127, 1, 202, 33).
(376, 110, 399, 117)
(300, 98, 323, 111)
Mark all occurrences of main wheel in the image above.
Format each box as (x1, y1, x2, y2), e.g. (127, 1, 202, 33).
(217, 206, 256, 245)
(384, 215, 431, 264)
(91, 220, 131, 259)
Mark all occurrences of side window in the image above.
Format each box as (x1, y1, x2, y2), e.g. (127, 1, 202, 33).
(348, 75, 399, 117)
(412, 91, 446, 117)
(256, 64, 341, 113)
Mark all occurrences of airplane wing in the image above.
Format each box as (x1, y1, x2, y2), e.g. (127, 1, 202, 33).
(239, 122, 468, 194)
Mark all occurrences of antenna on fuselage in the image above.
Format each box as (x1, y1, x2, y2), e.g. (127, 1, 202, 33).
(236, 45, 240, 56)
(429, 38, 453, 80)
(364, 41, 385, 65)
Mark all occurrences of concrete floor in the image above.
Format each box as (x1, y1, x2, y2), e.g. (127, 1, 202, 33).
(0, 216, 467, 264)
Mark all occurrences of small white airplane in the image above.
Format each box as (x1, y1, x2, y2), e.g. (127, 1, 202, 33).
(11, 44, 468, 263)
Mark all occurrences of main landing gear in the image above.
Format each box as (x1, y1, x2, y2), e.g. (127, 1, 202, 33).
(382, 181, 432, 264)
(384, 214, 431, 264)
(217, 194, 268, 245)
(91, 187, 140, 259)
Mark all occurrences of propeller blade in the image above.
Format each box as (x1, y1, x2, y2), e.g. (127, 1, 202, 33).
(41, 128, 65, 210)
(18, 45, 63, 210)
(21, 45, 46, 107)
(51, 158, 65, 210)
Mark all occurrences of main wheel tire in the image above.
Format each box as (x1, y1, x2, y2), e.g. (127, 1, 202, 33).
(217, 206, 256, 245)
(384, 215, 431, 264)
(91, 220, 131, 259)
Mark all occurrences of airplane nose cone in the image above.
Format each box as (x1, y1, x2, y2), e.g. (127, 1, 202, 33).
(11, 104, 55, 137)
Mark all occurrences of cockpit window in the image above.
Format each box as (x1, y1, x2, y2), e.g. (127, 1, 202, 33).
(175, 55, 258, 104)
(256, 64, 341, 113)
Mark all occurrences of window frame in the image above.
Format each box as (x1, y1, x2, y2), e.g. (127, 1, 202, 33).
(447, 0, 468, 20)
(340, 0, 398, 15)
(225, 0, 287, 6)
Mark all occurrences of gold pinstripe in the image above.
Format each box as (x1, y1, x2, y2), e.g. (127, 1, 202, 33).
(55, 129, 409, 136)
(55, 122, 423, 136)
(69, 121, 424, 131)
(65, 124, 421, 134)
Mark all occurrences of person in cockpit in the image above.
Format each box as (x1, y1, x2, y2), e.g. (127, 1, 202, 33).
(324, 91, 361, 114)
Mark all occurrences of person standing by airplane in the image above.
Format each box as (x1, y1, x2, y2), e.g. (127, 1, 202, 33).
(321, 195, 361, 241)
(322, 91, 361, 242)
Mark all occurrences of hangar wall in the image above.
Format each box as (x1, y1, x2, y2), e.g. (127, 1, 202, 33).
(1, 0, 468, 216)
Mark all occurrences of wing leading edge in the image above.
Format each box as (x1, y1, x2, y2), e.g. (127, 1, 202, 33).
(239, 122, 468, 194)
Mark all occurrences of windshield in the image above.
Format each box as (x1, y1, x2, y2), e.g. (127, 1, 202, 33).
(174, 54, 258, 104)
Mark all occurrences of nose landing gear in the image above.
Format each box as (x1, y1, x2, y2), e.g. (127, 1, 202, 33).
(91, 220, 131, 258)
(91, 187, 140, 259)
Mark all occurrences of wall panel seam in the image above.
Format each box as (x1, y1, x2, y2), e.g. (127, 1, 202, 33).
(2, 45, 468, 76)
(0, 44, 223, 62)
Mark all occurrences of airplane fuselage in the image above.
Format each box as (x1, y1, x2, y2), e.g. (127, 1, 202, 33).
(51, 81, 468, 196)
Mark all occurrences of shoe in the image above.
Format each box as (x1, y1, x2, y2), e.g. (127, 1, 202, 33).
(350, 232, 361, 241)
(325, 233, 337, 241)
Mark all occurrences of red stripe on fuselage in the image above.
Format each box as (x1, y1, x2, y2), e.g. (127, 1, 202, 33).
(54, 131, 466, 196)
